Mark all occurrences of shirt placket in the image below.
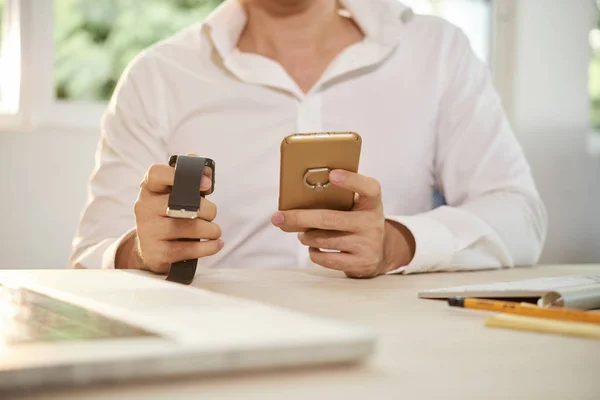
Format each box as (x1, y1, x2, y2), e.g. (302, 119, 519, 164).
(295, 92, 325, 268)
(220, 40, 398, 270)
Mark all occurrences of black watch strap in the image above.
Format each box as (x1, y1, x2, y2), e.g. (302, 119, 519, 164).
(166, 248, 198, 285)
(167, 155, 215, 218)
(165, 155, 215, 285)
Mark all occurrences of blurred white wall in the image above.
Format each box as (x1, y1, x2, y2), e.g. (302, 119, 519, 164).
(0, 0, 598, 269)
(0, 129, 98, 268)
(512, 0, 600, 263)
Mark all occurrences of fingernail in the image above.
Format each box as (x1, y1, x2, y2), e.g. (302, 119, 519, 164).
(330, 170, 345, 183)
(218, 239, 225, 249)
(271, 212, 285, 226)
(200, 176, 211, 190)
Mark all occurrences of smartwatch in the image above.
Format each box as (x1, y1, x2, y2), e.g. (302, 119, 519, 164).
(165, 155, 215, 285)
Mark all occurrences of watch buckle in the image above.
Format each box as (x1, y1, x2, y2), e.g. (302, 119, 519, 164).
(166, 208, 198, 219)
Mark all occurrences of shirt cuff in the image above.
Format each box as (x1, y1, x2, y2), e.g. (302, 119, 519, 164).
(102, 228, 137, 269)
(71, 229, 136, 269)
(384, 215, 455, 275)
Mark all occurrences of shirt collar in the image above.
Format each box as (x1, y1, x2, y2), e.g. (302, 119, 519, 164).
(203, 0, 413, 61)
(342, 0, 411, 46)
(203, 0, 247, 62)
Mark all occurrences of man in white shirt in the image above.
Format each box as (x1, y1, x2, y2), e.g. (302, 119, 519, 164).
(70, 0, 548, 277)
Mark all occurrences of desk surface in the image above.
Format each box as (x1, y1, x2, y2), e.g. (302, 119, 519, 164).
(30, 265, 600, 400)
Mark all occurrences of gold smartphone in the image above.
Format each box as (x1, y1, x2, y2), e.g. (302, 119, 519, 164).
(279, 132, 362, 211)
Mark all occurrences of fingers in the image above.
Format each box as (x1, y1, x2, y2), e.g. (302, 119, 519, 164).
(308, 248, 379, 279)
(308, 247, 360, 274)
(143, 239, 224, 274)
(329, 170, 381, 198)
(143, 164, 174, 193)
(329, 170, 381, 210)
(134, 159, 221, 274)
(136, 215, 222, 248)
(199, 166, 214, 193)
(203, 166, 214, 181)
(136, 217, 223, 273)
(143, 163, 212, 194)
(308, 247, 354, 271)
(139, 192, 217, 221)
(298, 230, 356, 253)
(164, 219, 222, 241)
(168, 239, 223, 262)
(272, 209, 369, 232)
(197, 196, 217, 221)
(271, 172, 382, 232)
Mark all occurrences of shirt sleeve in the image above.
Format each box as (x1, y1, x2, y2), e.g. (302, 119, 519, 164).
(69, 53, 169, 269)
(386, 29, 548, 274)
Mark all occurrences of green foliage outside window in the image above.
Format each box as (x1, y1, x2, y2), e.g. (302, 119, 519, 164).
(0, 0, 4, 53)
(55, 0, 224, 102)
(49, 0, 600, 126)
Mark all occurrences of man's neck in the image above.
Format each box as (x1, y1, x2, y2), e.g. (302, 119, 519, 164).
(238, 0, 347, 57)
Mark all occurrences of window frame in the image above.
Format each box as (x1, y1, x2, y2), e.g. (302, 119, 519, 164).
(0, 0, 519, 133)
(491, 0, 518, 118)
(0, 0, 106, 133)
(0, 0, 27, 130)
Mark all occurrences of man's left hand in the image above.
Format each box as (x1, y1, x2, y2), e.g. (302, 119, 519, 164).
(271, 170, 415, 278)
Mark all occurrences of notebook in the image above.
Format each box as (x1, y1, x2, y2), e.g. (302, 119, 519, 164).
(419, 275, 600, 310)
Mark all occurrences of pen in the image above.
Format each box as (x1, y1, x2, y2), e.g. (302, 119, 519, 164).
(448, 297, 600, 325)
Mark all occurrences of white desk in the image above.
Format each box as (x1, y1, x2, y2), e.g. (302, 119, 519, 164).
(29, 265, 600, 400)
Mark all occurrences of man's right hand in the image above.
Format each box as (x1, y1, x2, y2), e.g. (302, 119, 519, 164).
(115, 163, 223, 272)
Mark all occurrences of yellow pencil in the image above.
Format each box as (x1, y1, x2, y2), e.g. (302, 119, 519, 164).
(448, 297, 600, 325)
(485, 314, 600, 340)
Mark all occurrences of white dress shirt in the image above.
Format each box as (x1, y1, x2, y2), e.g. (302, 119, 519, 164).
(70, 0, 547, 274)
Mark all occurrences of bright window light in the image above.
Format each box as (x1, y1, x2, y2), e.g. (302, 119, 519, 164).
(400, 0, 492, 63)
(0, 0, 21, 115)
(0, 0, 6, 107)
